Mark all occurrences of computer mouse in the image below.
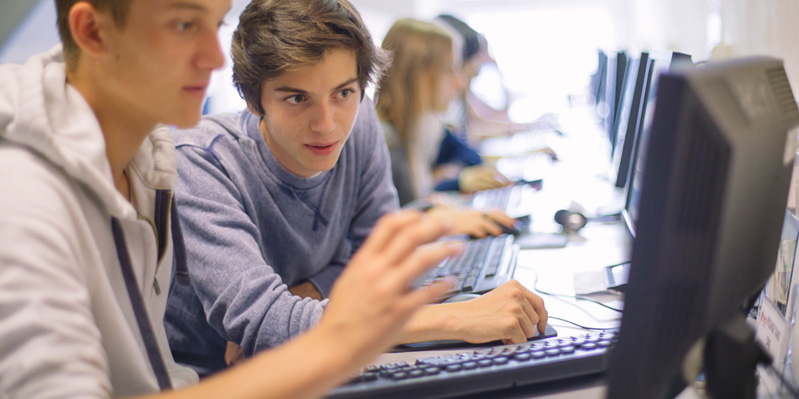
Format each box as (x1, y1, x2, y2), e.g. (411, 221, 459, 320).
(497, 223, 521, 236)
(467, 224, 520, 240)
(443, 293, 481, 303)
(514, 214, 532, 229)
(393, 323, 559, 352)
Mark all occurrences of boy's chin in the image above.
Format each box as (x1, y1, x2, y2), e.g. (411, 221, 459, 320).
(168, 113, 203, 129)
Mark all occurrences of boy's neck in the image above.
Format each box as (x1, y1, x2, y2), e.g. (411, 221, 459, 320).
(68, 70, 156, 200)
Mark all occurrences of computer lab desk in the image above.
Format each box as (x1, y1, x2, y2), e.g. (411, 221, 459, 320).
(368, 217, 631, 399)
(364, 107, 784, 398)
(369, 217, 780, 399)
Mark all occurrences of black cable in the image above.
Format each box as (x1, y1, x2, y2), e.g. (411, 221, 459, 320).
(532, 263, 628, 313)
(574, 295, 624, 312)
(547, 316, 619, 331)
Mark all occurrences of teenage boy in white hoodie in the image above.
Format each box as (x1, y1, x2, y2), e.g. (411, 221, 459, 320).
(0, 0, 459, 398)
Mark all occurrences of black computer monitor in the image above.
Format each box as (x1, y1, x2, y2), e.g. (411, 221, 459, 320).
(611, 52, 650, 188)
(613, 51, 628, 136)
(622, 51, 693, 237)
(604, 51, 628, 146)
(607, 57, 799, 398)
(592, 50, 608, 107)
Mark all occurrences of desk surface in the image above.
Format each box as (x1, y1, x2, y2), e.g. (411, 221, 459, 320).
(371, 217, 629, 399)
(370, 107, 630, 398)
(367, 105, 783, 398)
(371, 217, 780, 399)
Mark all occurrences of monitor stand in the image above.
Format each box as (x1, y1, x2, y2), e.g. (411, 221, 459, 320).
(704, 315, 768, 399)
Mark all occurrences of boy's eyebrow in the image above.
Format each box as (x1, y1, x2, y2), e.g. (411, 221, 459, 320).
(274, 78, 359, 95)
(331, 78, 359, 92)
(167, 1, 209, 11)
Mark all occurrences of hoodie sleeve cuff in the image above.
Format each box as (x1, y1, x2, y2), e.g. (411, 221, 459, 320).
(307, 264, 345, 299)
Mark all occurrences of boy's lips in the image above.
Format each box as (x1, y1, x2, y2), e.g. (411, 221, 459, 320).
(183, 83, 209, 100)
(305, 142, 338, 156)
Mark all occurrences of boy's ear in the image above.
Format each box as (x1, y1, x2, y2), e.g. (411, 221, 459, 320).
(68, 2, 112, 59)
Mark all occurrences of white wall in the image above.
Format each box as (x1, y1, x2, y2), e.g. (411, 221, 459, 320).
(4, 0, 799, 108)
(718, 0, 799, 95)
(0, 0, 59, 64)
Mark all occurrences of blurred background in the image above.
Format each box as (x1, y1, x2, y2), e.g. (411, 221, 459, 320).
(3, 0, 798, 121)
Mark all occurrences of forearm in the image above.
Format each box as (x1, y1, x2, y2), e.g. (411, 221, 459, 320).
(219, 285, 325, 355)
(141, 327, 358, 399)
(396, 304, 462, 344)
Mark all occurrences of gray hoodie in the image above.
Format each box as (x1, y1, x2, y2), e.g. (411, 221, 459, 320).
(164, 101, 399, 376)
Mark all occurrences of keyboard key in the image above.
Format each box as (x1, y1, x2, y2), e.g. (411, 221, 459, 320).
(462, 361, 478, 370)
(445, 364, 462, 372)
(513, 352, 532, 361)
(492, 356, 509, 365)
(530, 350, 546, 359)
(408, 369, 425, 379)
(390, 372, 408, 381)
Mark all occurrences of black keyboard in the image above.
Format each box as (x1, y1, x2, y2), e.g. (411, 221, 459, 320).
(325, 331, 616, 399)
(417, 234, 518, 297)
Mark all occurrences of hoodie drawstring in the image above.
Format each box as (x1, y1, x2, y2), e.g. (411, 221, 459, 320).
(109, 194, 189, 390)
(111, 217, 173, 391)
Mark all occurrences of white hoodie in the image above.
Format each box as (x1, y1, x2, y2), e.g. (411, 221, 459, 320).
(0, 46, 198, 398)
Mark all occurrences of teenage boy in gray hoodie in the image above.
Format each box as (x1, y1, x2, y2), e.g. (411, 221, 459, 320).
(0, 0, 459, 398)
(164, 0, 549, 376)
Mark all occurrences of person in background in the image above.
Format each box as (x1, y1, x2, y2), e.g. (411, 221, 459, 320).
(164, 0, 548, 376)
(0, 0, 460, 398)
(376, 18, 514, 205)
(435, 14, 561, 141)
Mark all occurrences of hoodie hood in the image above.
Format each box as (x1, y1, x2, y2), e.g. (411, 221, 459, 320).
(0, 45, 176, 219)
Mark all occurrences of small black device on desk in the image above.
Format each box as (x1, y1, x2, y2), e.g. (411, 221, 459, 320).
(395, 324, 559, 352)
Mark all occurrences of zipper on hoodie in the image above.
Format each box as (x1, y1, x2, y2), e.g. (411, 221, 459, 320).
(137, 190, 172, 295)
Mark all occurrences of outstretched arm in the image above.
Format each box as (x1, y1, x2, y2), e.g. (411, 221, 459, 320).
(148, 210, 459, 399)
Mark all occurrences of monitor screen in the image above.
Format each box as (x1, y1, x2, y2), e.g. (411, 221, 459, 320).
(605, 51, 628, 148)
(623, 51, 693, 237)
(592, 49, 607, 107)
(606, 56, 799, 398)
(611, 52, 651, 189)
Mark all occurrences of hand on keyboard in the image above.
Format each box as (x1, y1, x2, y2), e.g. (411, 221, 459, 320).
(320, 210, 462, 370)
(426, 207, 516, 238)
(421, 280, 548, 345)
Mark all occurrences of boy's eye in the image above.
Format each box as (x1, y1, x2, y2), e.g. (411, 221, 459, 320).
(286, 95, 305, 104)
(177, 21, 194, 32)
(339, 89, 354, 98)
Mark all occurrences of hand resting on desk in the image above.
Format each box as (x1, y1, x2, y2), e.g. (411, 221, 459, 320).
(226, 258, 546, 368)
(399, 280, 548, 346)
